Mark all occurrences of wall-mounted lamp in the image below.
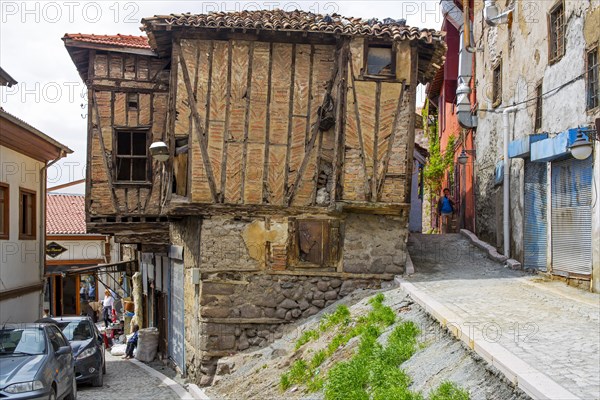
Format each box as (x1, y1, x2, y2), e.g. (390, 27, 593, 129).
(569, 131, 593, 160)
(457, 149, 469, 165)
(149, 141, 170, 162)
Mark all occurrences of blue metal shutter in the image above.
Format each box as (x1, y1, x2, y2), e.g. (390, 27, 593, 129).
(169, 259, 185, 373)
(524, 161, 548, 270)
(551, 157, 593, 276)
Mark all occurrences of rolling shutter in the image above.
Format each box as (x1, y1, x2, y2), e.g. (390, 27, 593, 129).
(524, 161, 548, 271)
(551, 157, 593, 276)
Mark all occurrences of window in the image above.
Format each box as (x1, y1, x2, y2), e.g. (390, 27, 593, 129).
(492, 62, 502, 107)
(535, 82, 543, 130)
(127, 93, 138, 110)
(19, 189, 35, 240)
(365, 43, 395, 77)
(115, 130, 150, 182)
(47, 326, 68, 352)
(548, 1, 565, 63)
(291, 219, 340, 267)
(0, 183, 8, 240)
(587, 48, 599, 110)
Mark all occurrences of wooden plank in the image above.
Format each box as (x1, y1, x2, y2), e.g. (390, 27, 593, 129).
(176, 40, 218, 202)
(91, 91, 118, 213)
(219, 41, 233, 203)
(376, 81, 406, 201)
(239, 42, 255, 204)
(283, 44, 297, 200)
(371, 81, 382, 201)
(331, 39, 350, 206)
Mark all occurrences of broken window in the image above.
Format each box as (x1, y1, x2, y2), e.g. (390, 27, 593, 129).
(115, 130, 149, 182)
(291, 219, 340, 267)
(548, 1, 565, 63)
(587, 48, 599, 110)
(19, 188, 36, 240)
(366, 44, 395, 77)
(492, 61, 502, 107)
(534, 82, 543, 131)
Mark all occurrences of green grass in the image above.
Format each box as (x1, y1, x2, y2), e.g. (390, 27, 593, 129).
(428, 382, 470, 400)
(280, 293, 469, 400)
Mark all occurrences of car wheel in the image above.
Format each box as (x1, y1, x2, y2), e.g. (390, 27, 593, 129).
(49, 387, 56, 400)
(65, 376, 77, 400)
(92, 367, 104, 387)
(102, 358, 106, 375)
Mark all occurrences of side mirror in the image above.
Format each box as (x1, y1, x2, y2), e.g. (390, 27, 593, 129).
(55, 346, 72, 356)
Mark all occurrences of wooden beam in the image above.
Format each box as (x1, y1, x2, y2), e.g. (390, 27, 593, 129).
(262, 42, 274, 204)
(283, 43, 297, 201)
(239, 42, 255, 204)
(377, 80, 407, 201)
(0, 283, 44, 301)
(371, 81, 382, 201)
(175, 41, 219, 202)
(46, 259, 105, 266)
(349, 61, 372, 200)
(336, 201, 410, 216)
(219, 41, 233, 203)
(331, 39, 350, 206)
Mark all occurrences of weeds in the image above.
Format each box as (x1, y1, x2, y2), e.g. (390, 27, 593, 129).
(295, 329, 320, 350)
(429, 382, 470, 400)
(319, 304, 351, 332)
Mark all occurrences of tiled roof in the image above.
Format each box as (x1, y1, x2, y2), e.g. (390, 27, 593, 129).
(142, 10, 443, 43)
(46, 194, 86, 235)
(62, 33, 151, 49)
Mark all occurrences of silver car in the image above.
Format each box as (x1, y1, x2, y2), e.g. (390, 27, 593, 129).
(0, 324, 77, 399)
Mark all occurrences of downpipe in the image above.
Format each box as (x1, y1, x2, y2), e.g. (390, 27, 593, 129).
(502, 106, 518, 258)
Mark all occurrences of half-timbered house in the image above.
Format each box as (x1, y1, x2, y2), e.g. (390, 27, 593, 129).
(64, 10, 445, 383)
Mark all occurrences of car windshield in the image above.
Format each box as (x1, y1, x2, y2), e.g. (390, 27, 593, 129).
(56, 321, 93, 341)
(0, 328, 46, 355)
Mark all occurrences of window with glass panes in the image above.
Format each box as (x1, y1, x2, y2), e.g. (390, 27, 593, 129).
(115, 130, 150, 182)
(587, 48, 598, 110)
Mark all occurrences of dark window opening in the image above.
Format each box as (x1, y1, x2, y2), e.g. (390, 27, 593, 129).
(0, 183, 8, 239)
(127, 93, 138, 110)
(587, 48, 599, 110)
(173, 137, 189, 196)
(492, 62, 502, 107)
(535, 82, 543, 130)
(19, 189, 36, 240)
(115, 130, 149, 183)
(366, 44, 395, 77)
(549, 2, 565, 63)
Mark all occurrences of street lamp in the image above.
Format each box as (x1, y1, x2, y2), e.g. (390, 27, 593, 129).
(149, 141, 170, 162)
(569, 131, 593, 160)
(457, 149, 469, 165)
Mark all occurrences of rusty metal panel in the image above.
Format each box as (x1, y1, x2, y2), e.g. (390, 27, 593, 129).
(551, 157, 593, 276)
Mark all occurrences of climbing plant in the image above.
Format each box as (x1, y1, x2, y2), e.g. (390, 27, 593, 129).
(421, 99, 456, 204)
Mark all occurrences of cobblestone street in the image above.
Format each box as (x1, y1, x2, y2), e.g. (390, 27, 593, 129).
(77, 352, 182, 400)
(407, 234, 600, 400)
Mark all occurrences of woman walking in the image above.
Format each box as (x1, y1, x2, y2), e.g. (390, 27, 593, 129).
(102, 289, 114, 328)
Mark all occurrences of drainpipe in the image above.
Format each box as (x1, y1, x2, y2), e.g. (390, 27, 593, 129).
(39, 151, 65, 317)
(502, 106, 518, 257)
(440, 0, 477, 129)
(484, 0, 513, 26)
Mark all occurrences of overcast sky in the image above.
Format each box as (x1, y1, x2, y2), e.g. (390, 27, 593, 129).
(0, 1, 442, 194)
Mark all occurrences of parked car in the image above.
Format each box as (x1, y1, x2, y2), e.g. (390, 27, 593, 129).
(0, 323, 77, 399)
(37, 317, 105, 387)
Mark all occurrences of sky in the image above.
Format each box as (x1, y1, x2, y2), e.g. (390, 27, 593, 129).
(0, 1, 443, 194)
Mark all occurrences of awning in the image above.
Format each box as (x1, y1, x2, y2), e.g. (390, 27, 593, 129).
(63, 260, 137, 276)
(508, 133, 548, 159)
(531, 128, 590, 162)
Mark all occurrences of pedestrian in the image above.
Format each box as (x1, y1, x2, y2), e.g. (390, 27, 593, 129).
(102, 289, 115, 328)
(123, 324, 139, 359)
(437, 188, 456, 234)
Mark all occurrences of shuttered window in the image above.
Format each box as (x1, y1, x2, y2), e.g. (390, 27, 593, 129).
(289, 219, 340, 268)
(19, 188, 36, 240)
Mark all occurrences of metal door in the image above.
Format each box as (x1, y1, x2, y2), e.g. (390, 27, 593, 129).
(524, 161, 548, 270)
(169, 259, 185, 373)
(551, 157, 593, 276)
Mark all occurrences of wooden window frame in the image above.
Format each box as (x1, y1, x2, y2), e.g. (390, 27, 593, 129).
(534, 81, 543, 131)
(362, 40, 396, 80)
(113, 127, 152, 185)
(548, 0, 565, 65)
(19, 188, 36, 240)
(288, 218, 341, 269)
(0, 182, 9, 240)
(586, 46, 599, 111)
(492, 60, 502, 108)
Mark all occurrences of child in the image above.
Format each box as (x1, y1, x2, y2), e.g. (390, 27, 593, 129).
(123, 324, 139, 359)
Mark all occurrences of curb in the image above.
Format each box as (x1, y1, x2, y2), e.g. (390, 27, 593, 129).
(459, 229, 522, 269)
(129, 358, 208, 400)
(394, 277, 580, 400)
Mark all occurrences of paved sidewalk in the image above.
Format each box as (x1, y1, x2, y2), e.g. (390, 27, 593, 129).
(406, 234, 600, 400)
(78, 352, 183, 400)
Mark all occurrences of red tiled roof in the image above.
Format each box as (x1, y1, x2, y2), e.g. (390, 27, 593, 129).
(62, 33, 151, 49)
(46, 194, 86, 235)
(142, 10, 443, 43)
